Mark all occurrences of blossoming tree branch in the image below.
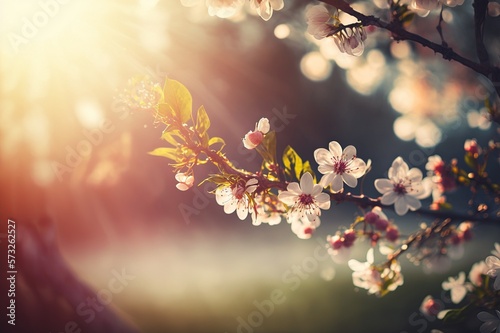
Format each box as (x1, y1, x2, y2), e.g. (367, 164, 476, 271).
(126, 0, 500, 331)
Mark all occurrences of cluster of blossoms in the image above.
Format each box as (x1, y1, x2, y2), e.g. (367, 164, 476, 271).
(348, 248, 404, 296)
(410, 0, 464, 17)
(419, 244, 500, 332)
(306, 5, 368, 56)
(327, 229, 357, 263)
(363, 207, 400, 245)
(215, 178, 258, 220)
(181, 0, 284, 20)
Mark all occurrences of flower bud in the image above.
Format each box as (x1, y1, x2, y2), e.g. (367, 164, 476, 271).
(375, 218, 389, 231)
(419, 296, 442, 317)
(343, 229, 356, 247)
(329, 235, 343, 250)
(364, 212, 379, 224)
(385, 226, 399, 242)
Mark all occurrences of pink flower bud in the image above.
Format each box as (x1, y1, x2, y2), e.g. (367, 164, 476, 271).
(370, 233, 380, 246)
(449, 233, 462, 245)
(459, 222, 473, 241)
(329, 235, 343, 250)
(343, 229, 356, 247)
(420, 296, 442, 317)
(243, 131, 264, 149)
(464, 139, 481, 156)
(385, 226, 399, 242)
(375, 218, 389, 231)
(364, 212, 379, 224)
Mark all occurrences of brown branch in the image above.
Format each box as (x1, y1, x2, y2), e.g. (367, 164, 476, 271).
(328, 191, 500, 223)
(473, 0, 490, 65)
(320, 0, 500, 97)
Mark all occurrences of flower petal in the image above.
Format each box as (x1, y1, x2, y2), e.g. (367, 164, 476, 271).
(318, 164, 335, 174)
(407, 168, 423, 182)
(479, 321, 497, 333)
(314, 148, 333, 166)
(224, 199, 237, 214)
(343, 145, 357, 160)
(394, 197, 409, 215)
(319, 173, 335, 188)
(278, 192, 297, 205)
(451, 286, 466, 304)
(328, 141, 342, 158)
(315, 193, 331, 210)
(300, 172, 314, 194)
(237, 201, 248, 220)
(257, 118, 270, 133)
(287, 182, 301, 195)
(331, 174, 344, 193)
(342, 173, 358, 188)
(494, 275, 500, 291)
(349, 158, 367, 178)
(381, 191, 398, 205)
(404, 195, 422, 211)
(270, 0, 284, 10)
(375, 179, 393, 194)
(310, 183, 322, 197)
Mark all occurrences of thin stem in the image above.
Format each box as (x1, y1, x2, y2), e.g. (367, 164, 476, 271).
(436, 5, 447, 47)
(387, 218, 452, 261)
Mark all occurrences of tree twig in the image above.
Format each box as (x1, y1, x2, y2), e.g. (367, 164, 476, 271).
(320, 0, 500, 98)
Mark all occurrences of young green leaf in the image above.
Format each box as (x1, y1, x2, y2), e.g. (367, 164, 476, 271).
(195, 105, 210, 136)
(162, 79, 193, 123)
(149, 147, 179, 161)
(282, 146, 303, 181)
(208, 137, 226, 151)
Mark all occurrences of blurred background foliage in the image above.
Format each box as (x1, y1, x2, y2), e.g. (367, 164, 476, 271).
(0, 0, 498, 332)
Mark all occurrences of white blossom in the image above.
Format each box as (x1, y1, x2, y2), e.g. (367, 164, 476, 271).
(250, 0, 284, 21)
(278, 172, 330, 222)
(216, 178, 258, 220)
(486, 254, 500, 290)
(175, 172, 195, 191)
(332, 26, 367, 57)
(251, 194, 283, 226)
(489, 2, 500, 16)
(305, 5, 335, 40)
(291, 215, 320, 239)
(441, 272, 468, 304)
(492, 243, 500, 257)
(375, 156, 429, 216)
(314, 141, 367, 193)
(477, 310, 500, 333)
(348, 249, 403, 295)
(469, 261, 488, 287)
(206, 0, 244, 18)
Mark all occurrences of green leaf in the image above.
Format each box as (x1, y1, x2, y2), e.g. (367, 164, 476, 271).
(302, 161, 317, 182)
(208, 137, 226, 151)
(464, 154, 476, 170)
(148, 147, 178, 161)
(441, 305, 471, 323)
(260, 130, 277, 164)
(195, 105, 210, 136)
(282, 146, 303, 181)
(161, 129, 182, 146)
(162, 79, 192, 123)
(157, 103, 174, 120)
